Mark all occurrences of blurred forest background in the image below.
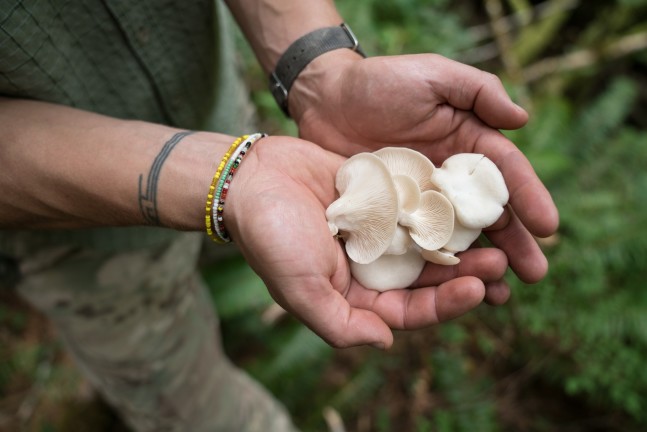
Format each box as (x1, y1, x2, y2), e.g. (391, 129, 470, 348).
(2, 0, 647, 431)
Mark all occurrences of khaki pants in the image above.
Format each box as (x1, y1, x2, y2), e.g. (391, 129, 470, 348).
(13, 231, 297, 432)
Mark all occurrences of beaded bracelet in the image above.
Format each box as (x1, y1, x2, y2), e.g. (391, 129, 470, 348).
(205, 135, 246, 244)
(212, 138, 252, 241)
(212, 138, 253, 242)
(205, 133, 267, 243)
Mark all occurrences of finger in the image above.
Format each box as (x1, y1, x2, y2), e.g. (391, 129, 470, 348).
(484, 280, 511, 305)
(485, 205, 511, 232)
(413, 247, 508, 287)
(426, 54, 529, 130)
(486, 209, 548, 284)
(473, 129, 559, 238)
(346, 276, 485, 330)
(272, 277, 395, 350)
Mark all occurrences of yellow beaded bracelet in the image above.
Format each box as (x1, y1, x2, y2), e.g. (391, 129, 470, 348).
(204, 135, 247, 244)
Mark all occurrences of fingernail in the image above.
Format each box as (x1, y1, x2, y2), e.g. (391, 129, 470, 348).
(371, 342, 386, 350)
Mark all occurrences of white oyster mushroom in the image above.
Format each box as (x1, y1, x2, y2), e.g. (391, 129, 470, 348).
(398, 190, 454, 251)
(374, 147, 436, 191)
(350, 248, 426, 292)
(430, 154, 509, 229)
(420, 248, 461, 266)
(384, 225, 414, 256)
(392, 174, 421, 214)
(325, 153, 399, 264)
(443, 216, 482, 253)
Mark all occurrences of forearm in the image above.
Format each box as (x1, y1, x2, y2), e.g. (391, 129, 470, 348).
(0, 98, 234, 231)
(224, 0, 343, 72)
(224, 0, 363, 121)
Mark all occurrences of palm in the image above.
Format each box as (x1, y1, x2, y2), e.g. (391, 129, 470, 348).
(227, 136, 496, 348)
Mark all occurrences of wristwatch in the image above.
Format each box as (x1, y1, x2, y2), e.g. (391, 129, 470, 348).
(269, 23, 366, 117)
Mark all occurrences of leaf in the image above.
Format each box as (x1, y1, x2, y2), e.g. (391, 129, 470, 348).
(203, 255, 274, 319)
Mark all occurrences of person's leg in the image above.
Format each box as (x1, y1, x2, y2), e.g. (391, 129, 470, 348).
(15, 232, 297, 432)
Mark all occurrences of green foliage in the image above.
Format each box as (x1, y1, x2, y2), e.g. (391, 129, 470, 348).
(0, 303, 37, 392)
(425, 324, 500, 432)
(501, 76, 647, 425)
(511, 2, 573, 66)
(0, 342, 41, 391)
(203, 254, 275, 321)
(336, 0, 476, 57)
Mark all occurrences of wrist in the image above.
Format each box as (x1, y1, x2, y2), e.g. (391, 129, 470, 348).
(205, 133, 267, 243)
(151, 130, 237, 232)
(288, 48, 364, 123)
(220, 135, 266, 243)
(268, 23, 366, 119)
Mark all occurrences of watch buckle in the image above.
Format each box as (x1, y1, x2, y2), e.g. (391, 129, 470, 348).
(270, 72, 288, 100)
(341, 23, 360, 53)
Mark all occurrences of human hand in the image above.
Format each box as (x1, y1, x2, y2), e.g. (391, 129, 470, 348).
(292, 53, 559, 302)
(224, 136, 507, 348)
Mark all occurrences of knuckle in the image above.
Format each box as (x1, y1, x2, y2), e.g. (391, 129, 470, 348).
(484, 71, 503, 87)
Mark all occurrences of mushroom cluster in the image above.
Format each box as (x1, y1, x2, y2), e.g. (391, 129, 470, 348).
(326, 148, 509, 292)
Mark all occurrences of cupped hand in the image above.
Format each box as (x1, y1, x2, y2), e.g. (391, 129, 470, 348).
(294, 53, 559, 295)
(224, 136, 505, 349)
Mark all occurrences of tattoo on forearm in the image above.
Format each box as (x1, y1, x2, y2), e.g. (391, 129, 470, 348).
(138, 131, 194, 225)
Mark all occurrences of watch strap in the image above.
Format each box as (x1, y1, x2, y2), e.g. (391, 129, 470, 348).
(269, 23, 366, 117)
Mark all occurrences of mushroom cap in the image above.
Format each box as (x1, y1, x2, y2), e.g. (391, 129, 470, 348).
(399, 190, 454, 251)
(430, 154, 509, 229)
(326, 153, 399, 264)
(392, 174, 421, 214)
(374, 147, 436, 191)
(350, 247, 426, 291)
(443, 217, 482, 253)
(420, 248, 461, 266)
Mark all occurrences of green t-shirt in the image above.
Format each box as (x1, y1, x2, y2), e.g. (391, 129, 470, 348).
(0, 0, 252, 261)
(0, 0, 245, 129)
